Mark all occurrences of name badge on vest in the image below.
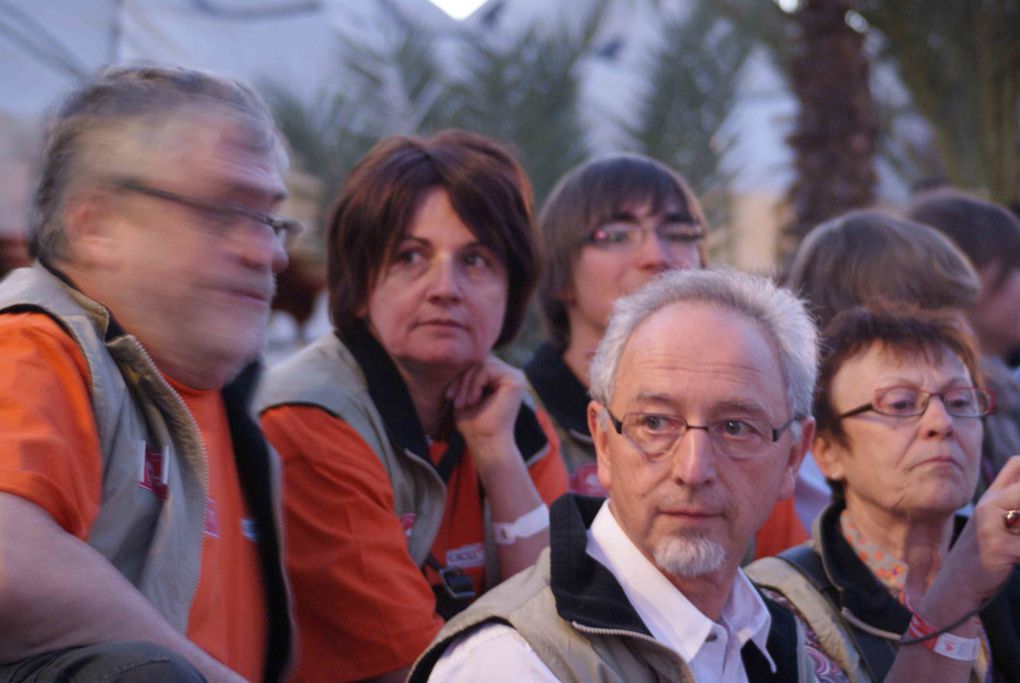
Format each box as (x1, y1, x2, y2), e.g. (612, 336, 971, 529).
(138, 440, 170, 500)
(445, 543, 485, 569)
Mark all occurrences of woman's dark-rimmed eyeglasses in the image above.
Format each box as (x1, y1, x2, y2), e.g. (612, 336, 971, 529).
(835, 385, 995, 421)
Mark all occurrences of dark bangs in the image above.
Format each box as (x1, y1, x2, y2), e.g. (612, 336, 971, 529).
(577, 156, 702, 240)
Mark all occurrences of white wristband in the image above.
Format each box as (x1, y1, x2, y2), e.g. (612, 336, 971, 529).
(493, 504, 549, 545)
(928, 632, 980, 662)
(905, 612, 980, 662)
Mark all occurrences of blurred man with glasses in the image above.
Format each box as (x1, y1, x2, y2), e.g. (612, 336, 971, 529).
(410, 268, 821, 682)
(0, 65, 294, 682)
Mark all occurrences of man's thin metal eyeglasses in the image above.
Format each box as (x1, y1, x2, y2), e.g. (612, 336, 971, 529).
(835, 385, 995, 421)
(110, 178, 302, 248)
(604, 406, 800, 460)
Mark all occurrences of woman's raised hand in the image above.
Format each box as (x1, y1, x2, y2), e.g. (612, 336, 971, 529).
(927, 455, 1020, 619)
(447, 355, 526, 468)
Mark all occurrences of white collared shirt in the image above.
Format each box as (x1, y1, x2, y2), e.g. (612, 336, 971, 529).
(429, 501, 775, 682)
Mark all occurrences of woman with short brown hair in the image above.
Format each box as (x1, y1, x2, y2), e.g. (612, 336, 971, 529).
(258, 130, 568, 682)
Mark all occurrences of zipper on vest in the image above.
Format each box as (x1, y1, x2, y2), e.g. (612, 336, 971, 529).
(120, 335, 210, 617)
(571, 621, 671, 647)
(570, 622, 689, 675)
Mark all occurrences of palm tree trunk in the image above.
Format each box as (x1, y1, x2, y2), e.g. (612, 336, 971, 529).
(780, 0, 877, 265)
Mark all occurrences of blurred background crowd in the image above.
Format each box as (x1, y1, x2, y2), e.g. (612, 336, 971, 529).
(1, 0, 1017, 366)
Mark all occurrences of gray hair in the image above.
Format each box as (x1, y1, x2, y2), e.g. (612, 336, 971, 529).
(30, 64, 287, 262)
(589, 268, 818, 423)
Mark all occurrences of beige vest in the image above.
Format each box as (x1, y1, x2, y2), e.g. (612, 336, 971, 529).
(0, 265, 210, 633)
(747, 543, 986, 683)
(747, 552, 872, 683)
(257, 333, 550, 576)
(256, 333, 447, 564)
(410, 549, 701, 683)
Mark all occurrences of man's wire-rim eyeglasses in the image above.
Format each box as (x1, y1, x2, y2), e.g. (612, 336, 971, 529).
(109, 178, 302, 248)
(834, 385, 995, 421)
(604, 406, 801, 460)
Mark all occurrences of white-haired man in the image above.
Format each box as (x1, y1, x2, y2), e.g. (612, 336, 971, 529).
(408, 267, 819, 682)
(0, 66, 296, 681)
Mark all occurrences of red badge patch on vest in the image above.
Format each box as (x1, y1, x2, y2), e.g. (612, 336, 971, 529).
(204, 497, 220, 537)
(570, 462, 606, 497)
(138, 442, 170, 500)
(399, 513, 416, 537)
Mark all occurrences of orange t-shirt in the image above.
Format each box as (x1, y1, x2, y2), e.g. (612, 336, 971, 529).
(0, 312, 265, 679)
(171, 378, 267, 682)
(260, 404, 568, 682)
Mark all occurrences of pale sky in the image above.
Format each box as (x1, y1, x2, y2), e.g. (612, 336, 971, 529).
(429, 0, 488, 20)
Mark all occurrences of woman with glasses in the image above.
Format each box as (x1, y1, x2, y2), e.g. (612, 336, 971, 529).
(907, 188, 1020, 499)
(784, 209, 982, 530)
(748, 306, 1020, 683)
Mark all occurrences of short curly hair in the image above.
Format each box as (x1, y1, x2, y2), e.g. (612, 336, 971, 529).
(813, 305, 981, 501)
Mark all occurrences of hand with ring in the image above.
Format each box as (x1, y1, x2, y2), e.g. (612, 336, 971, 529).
(1004, 508, 1020, 535)
(923, 456, 1020, 619)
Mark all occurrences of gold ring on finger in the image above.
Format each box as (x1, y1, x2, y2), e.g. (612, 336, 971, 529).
(1004, 509, 1020, 535)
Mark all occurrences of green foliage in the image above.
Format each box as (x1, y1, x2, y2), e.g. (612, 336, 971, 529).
(443, 16, 596, 204)
(712, 0, 795, 69)
(262, 83, 377, 217)
(856, 0, 1020, 204)
(262, 0, 453, 216)
(713, 0, 1020, 207)
(625, 2, 756, 251)
(266, 1, 603, 218)
(264, 0, 756, 357)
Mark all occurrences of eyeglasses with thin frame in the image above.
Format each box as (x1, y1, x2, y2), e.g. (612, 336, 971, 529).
(834, 385, 995, 421)
(586, 221, 704, 254)
(604, 406, 801, 461)
(109, 178, 303, 248)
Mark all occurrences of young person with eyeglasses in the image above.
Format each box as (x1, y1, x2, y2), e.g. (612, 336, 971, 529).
(525, 154, 808, 559)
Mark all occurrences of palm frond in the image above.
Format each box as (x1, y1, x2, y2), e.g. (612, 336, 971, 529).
(624, 2, 755, 255)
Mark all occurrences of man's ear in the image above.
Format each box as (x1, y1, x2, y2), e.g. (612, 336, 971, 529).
(62, 191, 122, 269)
(778, 417, 814, 500)
(811, 429, 845, 483)
(588, 400, 612, 493)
